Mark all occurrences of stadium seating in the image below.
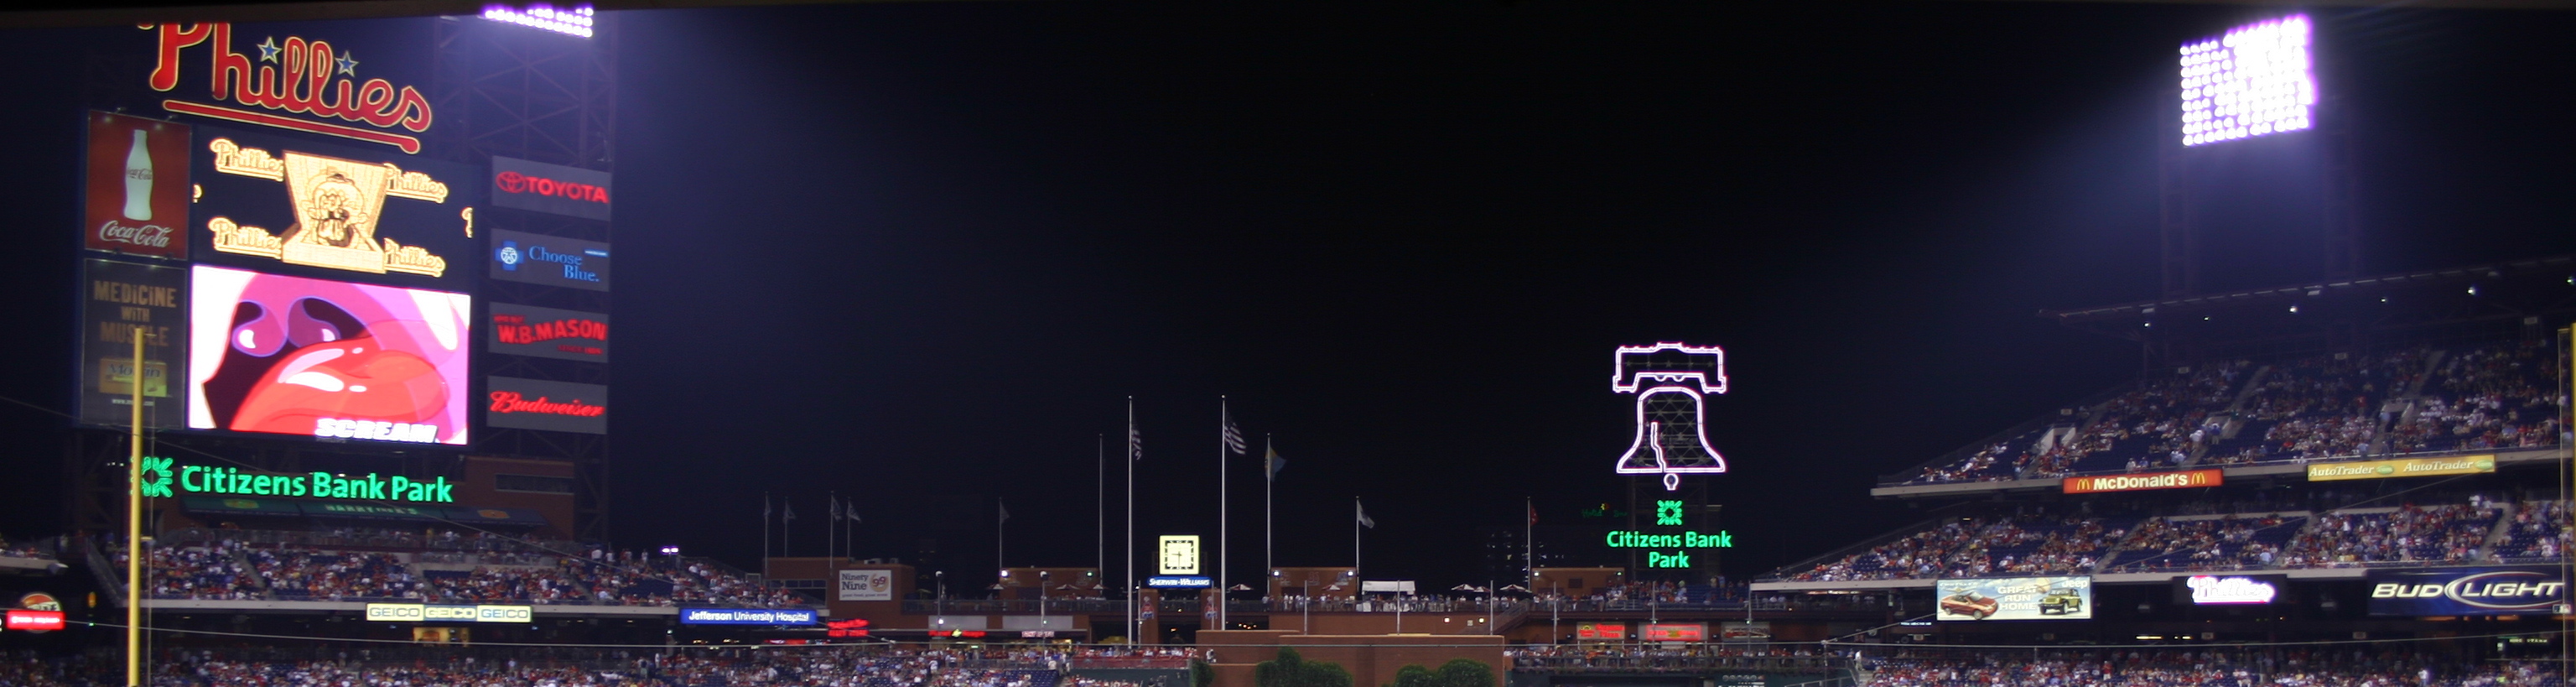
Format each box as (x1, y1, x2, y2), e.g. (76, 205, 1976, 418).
(143, 530, 813, 607)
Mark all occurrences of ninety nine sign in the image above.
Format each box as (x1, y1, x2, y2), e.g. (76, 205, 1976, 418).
(143, 23, 434, 154)
(2063, 469, 2222, 494)
(2308, 455, 2496, 482)
(491, 156, 611, 221)
(486, 377, 608, 435)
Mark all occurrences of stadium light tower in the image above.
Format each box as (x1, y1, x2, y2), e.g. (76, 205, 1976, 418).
(2158, 13, 2356, 299)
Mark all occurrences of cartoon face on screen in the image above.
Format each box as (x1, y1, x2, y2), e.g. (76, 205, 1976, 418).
(187, 265, 470, 444)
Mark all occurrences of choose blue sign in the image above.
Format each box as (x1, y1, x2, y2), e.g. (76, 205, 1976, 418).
(1146, 575, 1212, 589)
(2367, 566, 2570, 617)
(678, 608, 818, 626)
(491, 229, 610, 291)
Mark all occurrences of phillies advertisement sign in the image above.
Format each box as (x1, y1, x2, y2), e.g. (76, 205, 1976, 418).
(491, 156, 612, 221)
(489, 303, 609, 363)
(86, 112, 193, 259)
(2368, 566, 2569, 617)
(491, 229, 611, 292)
(486, 377, 607, 435)
(190, 125, 480, 289)
(142, 23, 434, 154)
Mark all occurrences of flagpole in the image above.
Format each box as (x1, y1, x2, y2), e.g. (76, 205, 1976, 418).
(1525, 496, 1535, 589)
(783, 497, 792, 559)
(1353, 497, 1362, 577)
(1218, 397, 1228, 629)
(828, 492, 837, 564)
(1098, 434, 1106, 592)
(1126, 398, 1137, 645)
(1264, 435, 1273, 591)
(761, 492, 771, 581)
(997, 498, 1007, 579)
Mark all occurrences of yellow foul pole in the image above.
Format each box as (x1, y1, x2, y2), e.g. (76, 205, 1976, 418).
(126, 326, 144, 687)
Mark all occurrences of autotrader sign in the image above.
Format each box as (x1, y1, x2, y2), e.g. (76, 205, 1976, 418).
(2368, 566, 2569, 617)
(491, 156, 611, 221)
(2308, 455, 2495, 481)
(2064, 469, 2220, 494)
(681, 608, 818, 626)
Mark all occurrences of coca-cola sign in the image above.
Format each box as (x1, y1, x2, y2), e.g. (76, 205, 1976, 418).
(491, 156, 612, 221)
(86, 112, 192, 260)
(485, 377, 607, 435)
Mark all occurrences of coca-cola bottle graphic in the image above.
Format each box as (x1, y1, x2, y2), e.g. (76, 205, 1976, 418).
(122, 128, 154, 221)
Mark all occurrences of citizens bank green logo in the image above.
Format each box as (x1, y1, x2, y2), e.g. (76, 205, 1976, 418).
(138, 455, 174, 497)
(1654, 500, 1686, 526)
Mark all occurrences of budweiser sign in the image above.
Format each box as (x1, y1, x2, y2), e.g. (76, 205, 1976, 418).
(489, 392, 605, 417)
(2062, 468, 2222, 494)
(145, 23, 433, 154)
(485, 377, 608, 435)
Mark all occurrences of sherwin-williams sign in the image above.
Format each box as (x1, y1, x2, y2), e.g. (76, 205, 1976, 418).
(491, 156, 610, 221)
(488, 303, 608, 363)
(2064, 469, 2221, 494)
(2307, 455, 2496, 481)
(2368, 567, 2569, 617)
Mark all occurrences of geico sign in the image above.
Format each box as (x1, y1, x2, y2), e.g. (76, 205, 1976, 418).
(365, 603, 424, 622)
(495, 170, 609, 204)
(2372, 570, 2568, 611)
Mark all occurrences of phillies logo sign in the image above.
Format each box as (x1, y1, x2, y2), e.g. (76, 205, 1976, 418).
(496, 170, 610, 204)
(144, 23, 434, 154)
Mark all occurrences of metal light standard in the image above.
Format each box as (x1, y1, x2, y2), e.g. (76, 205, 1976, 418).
(1039, 570, 1052, 632)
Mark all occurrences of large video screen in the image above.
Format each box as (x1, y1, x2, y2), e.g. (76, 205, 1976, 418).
(186, 265, 470, 445)
(1935, 576, 2092, 621)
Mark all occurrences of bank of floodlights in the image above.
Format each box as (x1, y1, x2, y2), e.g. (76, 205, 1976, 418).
(2180, 15, 2314, 147)
(482, 3, 595, 39)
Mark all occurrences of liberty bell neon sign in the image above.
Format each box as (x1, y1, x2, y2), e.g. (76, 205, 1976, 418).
(1613, 342, 1727, 491)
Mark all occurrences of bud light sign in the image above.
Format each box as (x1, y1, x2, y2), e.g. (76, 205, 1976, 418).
(491, 156, 611, 221)
(491, 229, 610, 291)
(2367, 566, 2570, 617)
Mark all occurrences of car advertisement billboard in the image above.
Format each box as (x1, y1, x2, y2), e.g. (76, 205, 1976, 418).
(190, 126, 479, 289)
(185, 265, 471, 445)
(2368, 566, 2569, 617)
(491, 229, 610, 291)
(1935, 576, 2092, 621)
(488, 302, 608, 363)
(86, 112, 193, 260)
(80, 258, 190, 429)
(484, 377, 607, 435)
(491, 155, 612, 221)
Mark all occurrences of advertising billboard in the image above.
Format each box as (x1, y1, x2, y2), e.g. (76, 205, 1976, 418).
(191, 127, 479, 289)
(185, 265, 471, 445)
(80, 259, 189, 429)
(1574, 622, 1625, 641)
(2308, 455, 2496, 481)
(363, 603, 532, 622)
(491, 156, 612, 221)
(2176, 574, 2284, 606)
(681, 608, 818, 626)
(838, 570, 894, 601)
(1639, 623, 1707, 642)
(2368, 566, 2569, 617)
(2063, 469, 2222, 494)
(484, 377, 608, 435)
(491, 229, 610, 291)
(86, 112, 192, 260)
(488, 303, 608, 363)
(1935, 576, 2092, 621)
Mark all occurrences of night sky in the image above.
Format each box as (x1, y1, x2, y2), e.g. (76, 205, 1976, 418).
(0, 1, 2571, 595)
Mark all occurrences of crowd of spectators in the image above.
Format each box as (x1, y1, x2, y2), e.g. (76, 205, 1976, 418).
(2492, 500, 2571, 561)
(2382, 342, 2563, 455)
(1860, 648, 2558, 687)
(146, 540, 265, 600)
(127, 648, 1154, 687)
(2282, 502, 2501, 566)
(1784, 513, 2122, 581)
(2102, 515, 2303, 572)
(143, 535, 812, 608)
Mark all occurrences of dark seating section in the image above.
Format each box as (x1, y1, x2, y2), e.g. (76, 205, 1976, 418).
(143, 528, 811, 607)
